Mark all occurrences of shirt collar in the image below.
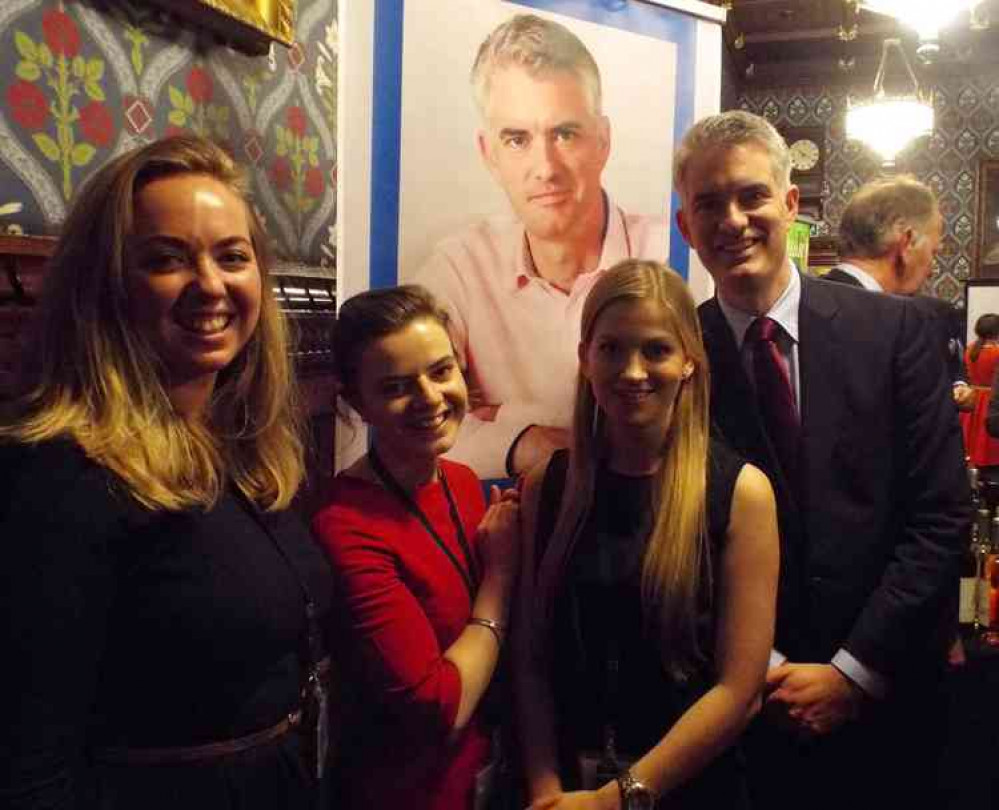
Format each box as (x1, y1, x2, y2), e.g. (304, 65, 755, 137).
(717, 262, 801, 350)
(834, 262, 883, 292)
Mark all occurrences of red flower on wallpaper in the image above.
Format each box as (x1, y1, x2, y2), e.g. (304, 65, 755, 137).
(287, 106, 307, 138)
(305, 166, 325, 198)
(7, 80, 49, 130)
(186, 67, 213, 104)
(42, 9, 81, 58)
(271, 157, 292, 190)
(79, 102, 113, 148)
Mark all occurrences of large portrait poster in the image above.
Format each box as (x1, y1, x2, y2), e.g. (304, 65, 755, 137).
(338, 0, 724, 475)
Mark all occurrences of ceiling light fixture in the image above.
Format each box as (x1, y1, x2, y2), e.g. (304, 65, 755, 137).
(857, 0, 983, 42)
(845, 38, 933, 165)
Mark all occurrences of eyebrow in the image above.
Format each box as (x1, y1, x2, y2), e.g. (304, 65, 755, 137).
(692, 182, 772, 203)
(497, 121, 585, 139)
(378, 356, 455, 384)
(131, 235, 253, 251)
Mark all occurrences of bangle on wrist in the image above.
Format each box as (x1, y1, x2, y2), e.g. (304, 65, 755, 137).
(469, 616, 505, 647)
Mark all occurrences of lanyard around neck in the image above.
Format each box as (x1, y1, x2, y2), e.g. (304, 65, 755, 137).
(368, 447, 479, 603)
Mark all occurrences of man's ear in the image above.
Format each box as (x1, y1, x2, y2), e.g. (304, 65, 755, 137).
(598, 115, 612, 165)
(784, 183, 800, 221)
(477, 130, 497, 174)
(676, 208, 692, 246)
(892, 228, 914, 270)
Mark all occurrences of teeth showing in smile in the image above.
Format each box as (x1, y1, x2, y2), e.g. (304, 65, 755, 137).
(616, 389, 653, 401)
(177, 314, 232, 334)
(412, 413, 448, 430)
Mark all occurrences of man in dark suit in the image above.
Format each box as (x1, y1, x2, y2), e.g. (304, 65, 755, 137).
(826, 174, 971, 402)
(674, 111, 969, 810)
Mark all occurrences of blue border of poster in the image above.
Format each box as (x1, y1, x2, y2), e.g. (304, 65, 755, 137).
(368, 0, 700, 289)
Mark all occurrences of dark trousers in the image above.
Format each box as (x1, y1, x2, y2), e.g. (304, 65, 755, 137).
(743, 674, 948, 810)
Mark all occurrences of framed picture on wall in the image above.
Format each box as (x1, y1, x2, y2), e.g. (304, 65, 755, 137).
(975, 159, 999, 279)
(144, 0, 296, 53)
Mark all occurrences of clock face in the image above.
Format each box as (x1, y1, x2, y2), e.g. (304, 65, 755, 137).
(789, 139, 820, 172)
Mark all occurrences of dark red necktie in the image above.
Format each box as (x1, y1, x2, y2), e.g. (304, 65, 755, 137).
(745, 316, 799, 479)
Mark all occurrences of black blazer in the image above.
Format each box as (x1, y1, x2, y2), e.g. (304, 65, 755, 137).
(823, 265, 966, 384)
(699, 273, 969, 680)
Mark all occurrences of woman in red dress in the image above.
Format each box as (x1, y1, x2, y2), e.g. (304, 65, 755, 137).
(962, 313, 999, 475)
(313, 285, 519, 809)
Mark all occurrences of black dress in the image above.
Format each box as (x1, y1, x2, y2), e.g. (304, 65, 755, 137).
(535, 441, 750, 809)
(0, 440, 334, 810)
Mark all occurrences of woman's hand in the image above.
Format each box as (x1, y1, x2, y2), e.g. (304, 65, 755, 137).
(530, 788, 617, 810)
(477, 484, 521, 582)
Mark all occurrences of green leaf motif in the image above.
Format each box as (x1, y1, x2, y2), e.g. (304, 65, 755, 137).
(33, 133, 61, 162)
(183, 93, 195, 115)
(16, 61, 42, 82)
(71, 143, 96, 167)
(282, 191, 296, 210)
(168, 109, 187, 127)
(72, 56, 86, 79)
(86, 59, 104, 82)
(308, 150, 319, 168)
(84, 81, 105, 102)
(276, 127, 288, 157)
(301, 197, 317, 214)
(15, 31, 38, 63)
(168, 85, 185, 110)
(37, 43, 53, 69)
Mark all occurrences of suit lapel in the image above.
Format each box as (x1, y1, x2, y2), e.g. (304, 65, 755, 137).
(797, 275, 845, 511)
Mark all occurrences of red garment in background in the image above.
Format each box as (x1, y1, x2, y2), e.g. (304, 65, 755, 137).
(962, 342, 999, 467)
(312, 459, 491, 810)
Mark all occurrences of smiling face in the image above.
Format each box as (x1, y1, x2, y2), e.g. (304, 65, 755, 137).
(580, 297, 692, 442)
(352, 317, 468, 465)
(126, 173, 262, 406)
(677, 142, 799, 313)
(477, 65, 610, 246)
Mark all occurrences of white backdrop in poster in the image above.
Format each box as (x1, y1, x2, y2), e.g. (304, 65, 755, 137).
(396, 0, 676, 283)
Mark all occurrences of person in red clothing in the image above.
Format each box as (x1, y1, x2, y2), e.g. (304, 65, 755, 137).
(313, 284, 520, 810)
(962, 313, 999, 477)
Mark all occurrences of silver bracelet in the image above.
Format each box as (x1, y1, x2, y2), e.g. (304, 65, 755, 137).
(469, 617, 505, 647)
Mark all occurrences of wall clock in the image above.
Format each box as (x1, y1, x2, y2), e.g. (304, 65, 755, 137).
(781, 126, 825, 220)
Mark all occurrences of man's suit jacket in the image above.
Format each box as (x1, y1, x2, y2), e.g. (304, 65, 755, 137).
(823, 265, 966, 384)
(699, 273, 969, 681)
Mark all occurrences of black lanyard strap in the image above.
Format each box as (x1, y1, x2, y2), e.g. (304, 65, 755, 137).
(368, 447, 479, 603)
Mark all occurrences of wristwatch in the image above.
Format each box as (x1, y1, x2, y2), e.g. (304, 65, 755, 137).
(617, 768, 656, 810)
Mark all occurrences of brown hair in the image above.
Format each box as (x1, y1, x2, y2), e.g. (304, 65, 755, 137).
(332, 284, 451, 418)
(1, 134, 304, 512)
(838, 175, 938, 260)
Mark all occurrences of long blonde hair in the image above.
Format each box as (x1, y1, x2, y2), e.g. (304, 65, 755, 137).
(0, 135, 304, 512)
(535, 260, 711, 677)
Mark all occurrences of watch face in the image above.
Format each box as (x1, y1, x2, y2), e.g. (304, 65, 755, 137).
(626, 789, 656, 810)
(789, 139, 820, 172)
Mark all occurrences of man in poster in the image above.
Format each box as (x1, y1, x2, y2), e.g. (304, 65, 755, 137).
(414, 13, 667, 479)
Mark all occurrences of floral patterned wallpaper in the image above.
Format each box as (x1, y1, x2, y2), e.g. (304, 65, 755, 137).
(730, 70, 999, 307)
(0, 0, 338, 269)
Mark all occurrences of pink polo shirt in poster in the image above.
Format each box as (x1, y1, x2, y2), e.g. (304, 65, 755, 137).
(414, 196, 668, 479)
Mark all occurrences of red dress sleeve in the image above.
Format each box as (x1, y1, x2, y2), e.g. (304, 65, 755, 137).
(312, 462, 486, 740)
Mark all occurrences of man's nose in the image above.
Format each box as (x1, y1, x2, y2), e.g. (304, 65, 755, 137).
(531, 137, 562, 181)
(720, 200, 748, 231)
